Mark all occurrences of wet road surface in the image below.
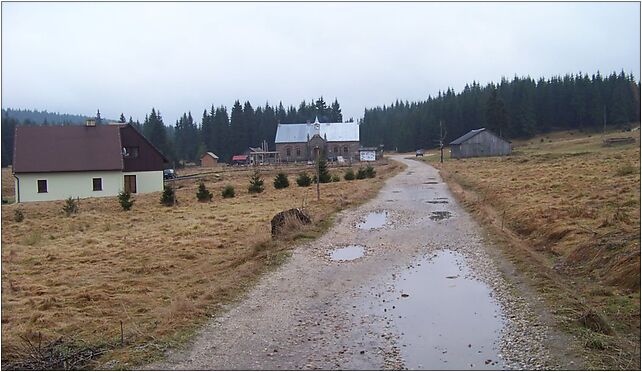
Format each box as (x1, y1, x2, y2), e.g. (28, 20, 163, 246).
(147, 155, 575, 370)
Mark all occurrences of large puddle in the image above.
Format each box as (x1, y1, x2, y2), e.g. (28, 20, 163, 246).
(430, 211, 452, 221)
(357, 211, 389, 230)
(329, 245, 365, 261)
(380, 250, 505, 369)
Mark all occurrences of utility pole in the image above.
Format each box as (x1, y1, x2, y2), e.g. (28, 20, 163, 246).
(439, 120, 447, 164)
(315, 146, 320, 201)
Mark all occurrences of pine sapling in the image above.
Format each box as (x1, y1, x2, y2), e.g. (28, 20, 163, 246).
(118, 191, 134, 211)
(196, 182, 213, 202)
(248, 170, 264, 193)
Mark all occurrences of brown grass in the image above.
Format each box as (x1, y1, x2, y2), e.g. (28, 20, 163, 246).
(421, 128, 640, 369)
(1, 160, 404, 368)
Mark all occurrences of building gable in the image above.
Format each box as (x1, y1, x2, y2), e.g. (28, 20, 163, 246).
(119, 125, 169, 172)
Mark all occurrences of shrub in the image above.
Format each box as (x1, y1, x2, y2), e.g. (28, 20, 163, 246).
(196, 181, 213, 202)
(356, 167, 367, 179)
(63, 197, 79, 216)
(296, 172, 312, 187)
(331, 174, 340, 182)
(161, 185, 176, 206)
(222, 185, 235, 198)
(248, 170, 265, 193)
(118, 191, 134, 211)
(14, 208, 24, 222)
(317, 159, 331, 183)
(273, 173, 290, 189)
(615, 163, 636, 176)
(365, 165, 377, 178)
(344, 168, 356, 181)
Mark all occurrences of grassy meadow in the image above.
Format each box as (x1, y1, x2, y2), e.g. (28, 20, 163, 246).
(421, 128, 640, 369)
(0, 161, 404, 368)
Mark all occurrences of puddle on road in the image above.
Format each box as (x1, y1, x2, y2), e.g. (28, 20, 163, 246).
(423, 181, 438, 185)
(386, 250, 505, 369)
(426, 200, 449, 204)
(329, 245, 365, 262)
(357, 211, 389, 230)
(430, 211, 452, 221)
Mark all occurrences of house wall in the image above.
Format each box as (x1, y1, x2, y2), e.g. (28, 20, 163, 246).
(451, 131, 511, 159)
(276, 143, 308, 162)
(450, 145, 462, 159)
(276, 141, 360, 162)
(327, 141, 360, 161)
(15, 170, 163, 202)
(201, 155, 218, 167)
(122, 170, 164, 194)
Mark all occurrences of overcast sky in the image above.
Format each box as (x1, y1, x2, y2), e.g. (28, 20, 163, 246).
(2, 1, 640, 124)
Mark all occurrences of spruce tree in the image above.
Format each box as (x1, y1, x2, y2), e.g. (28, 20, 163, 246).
(118, 191, 134, 211)
(273, 172, 290, 189)
(317, 158, 331, 183)
(160, 184, 176, 206)
(248, 169, 264, 193)
(196, 181, 213, 202)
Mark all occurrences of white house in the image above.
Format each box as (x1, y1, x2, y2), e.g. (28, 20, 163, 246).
(12, 121, 169, 203)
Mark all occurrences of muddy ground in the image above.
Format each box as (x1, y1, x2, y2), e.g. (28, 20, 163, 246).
(146, 156, 584, 370)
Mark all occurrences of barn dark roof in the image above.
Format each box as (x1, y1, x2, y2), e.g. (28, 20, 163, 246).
(13, 125, 124, 173)
(449, 128, 487, 145)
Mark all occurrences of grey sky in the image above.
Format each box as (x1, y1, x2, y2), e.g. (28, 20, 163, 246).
(2, 1, 640, 124)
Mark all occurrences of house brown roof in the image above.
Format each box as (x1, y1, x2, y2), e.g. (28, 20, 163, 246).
(13, 125, 124, 173)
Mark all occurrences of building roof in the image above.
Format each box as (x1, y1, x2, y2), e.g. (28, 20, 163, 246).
(275, 117, 359, 144)
(13, 125, 124, 173)
(232, 155, 248, 161)
(449, 128, 490, 145)
(203, 152, 219, 159)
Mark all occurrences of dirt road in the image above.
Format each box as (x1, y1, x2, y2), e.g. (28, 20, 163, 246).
(149, 156, 581, 370)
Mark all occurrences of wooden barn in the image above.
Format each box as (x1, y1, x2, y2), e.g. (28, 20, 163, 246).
(200, 152, 219, 167)
(449, 128, 511, 159)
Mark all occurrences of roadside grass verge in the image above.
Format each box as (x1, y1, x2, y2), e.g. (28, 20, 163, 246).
(421, 128, 640, 370)
(0, 160, 405, 369)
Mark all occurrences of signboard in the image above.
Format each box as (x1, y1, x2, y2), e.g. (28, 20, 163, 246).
(359, 150, 376, 162)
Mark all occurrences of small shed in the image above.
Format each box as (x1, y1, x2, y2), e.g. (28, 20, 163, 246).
(201, 152, 219, 167)
(449, 128, 511, 159)
(231, 155, 249, 166)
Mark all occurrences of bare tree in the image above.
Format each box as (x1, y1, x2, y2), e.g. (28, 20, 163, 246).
(439, 120, 447, 163)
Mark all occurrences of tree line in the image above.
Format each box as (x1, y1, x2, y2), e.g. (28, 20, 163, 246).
(360, 71, 641, 152)
(1, 97, 349, 167)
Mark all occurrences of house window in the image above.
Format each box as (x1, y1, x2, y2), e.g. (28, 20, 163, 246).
(92, 178, 103, 191)
(286, 147, 291, 156)
(334, 146, 338, 153)
(123, 147, 139, 159)
(37, 179, 47, 193)
(343, 146, 348, 153)
(296, 148, 301, 156)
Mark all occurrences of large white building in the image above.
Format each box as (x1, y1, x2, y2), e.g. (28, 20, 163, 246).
(274, 117, 360, 162)
(12, 121, 169, 203)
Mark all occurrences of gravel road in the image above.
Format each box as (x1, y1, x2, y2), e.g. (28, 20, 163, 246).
(148, 155, 582, 370)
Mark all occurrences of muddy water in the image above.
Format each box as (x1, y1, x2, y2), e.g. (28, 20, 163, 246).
(357, 211, 389, 230)
(430, 211, 452, 221)
(329, 245, 365, 261)
(384, 250, 505, 369)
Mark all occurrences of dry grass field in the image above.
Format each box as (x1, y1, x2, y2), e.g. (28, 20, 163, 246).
(422, 128, 640, 369)
(0, 161, 404, 368)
